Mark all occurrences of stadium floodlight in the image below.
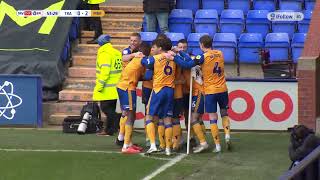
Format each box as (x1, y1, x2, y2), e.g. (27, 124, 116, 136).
(186, 73, 193, 154)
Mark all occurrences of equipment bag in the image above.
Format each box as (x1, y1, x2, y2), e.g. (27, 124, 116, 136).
(62, 116, 82, 133)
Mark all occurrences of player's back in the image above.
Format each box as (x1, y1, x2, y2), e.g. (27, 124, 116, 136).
(117, 57, 144, 90)
(201, 50, 227, 94)
(153, 54, 176, 93)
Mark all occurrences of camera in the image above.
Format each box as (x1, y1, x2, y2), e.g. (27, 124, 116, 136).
(77, 112, 91, 134)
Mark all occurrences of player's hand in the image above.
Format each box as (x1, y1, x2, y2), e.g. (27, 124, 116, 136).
(134, 52, 144, 58)
(164, 52, 174, 60)
(168, 50, 176, 56)
(171, 46, 179, 53)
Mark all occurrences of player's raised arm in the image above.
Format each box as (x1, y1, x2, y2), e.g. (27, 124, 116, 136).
(173, 52, 204, 69)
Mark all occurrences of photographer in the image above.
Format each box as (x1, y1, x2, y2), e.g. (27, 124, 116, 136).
(289, 125, 320, 169)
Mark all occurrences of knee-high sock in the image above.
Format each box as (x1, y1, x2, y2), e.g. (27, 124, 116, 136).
(124, 124, 133, 146)
(210, 120, 220, 145)
(222, 116, 231, 137)
(165, 124, 173, 149)
(118, 116, 127, 141)
(192, 122, 206, 143)
(199, 120, 206, 133)
(144, 116, 149, 141)
(172, 120, 181, 149)
(146, 120, 156, 144)
(158, 122, 165, 149)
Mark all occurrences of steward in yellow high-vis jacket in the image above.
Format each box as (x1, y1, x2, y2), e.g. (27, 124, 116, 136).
(93, 35, 122, 136)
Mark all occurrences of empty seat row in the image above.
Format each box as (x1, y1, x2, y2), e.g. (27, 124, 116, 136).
(168, 9, 312, 38)
(177, 0, 316, 14)
(139, 32, 306, 64)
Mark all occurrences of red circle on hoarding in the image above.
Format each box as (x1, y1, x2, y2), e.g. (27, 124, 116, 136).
(228, 90, 255, 121)
(262, 90, 293, 122)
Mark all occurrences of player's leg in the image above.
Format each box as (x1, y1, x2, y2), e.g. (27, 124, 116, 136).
(163, 87, 174, 156)
(145, 90, 161, 154)
(116, 88, 129, 144)
(218, 91, 231, 150)
(192, 94, 209, 153)
(205, 94, 221, 153)
(142, 87, 152, 147)
(157, 117, 166, 151)
(172, 98, 183, 151)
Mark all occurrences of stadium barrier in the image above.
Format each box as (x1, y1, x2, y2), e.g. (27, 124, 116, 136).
(133, 78, 298, 131)
(0, 75, 42, 127)
(279, 145, 320, 180)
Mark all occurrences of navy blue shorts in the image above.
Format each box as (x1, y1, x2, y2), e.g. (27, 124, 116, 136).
(192, 94, 204, 114)
(142, 87, 152, 105)
(173, 98, 184, 118)
(117, 88, 137, 111)
(205, 91, 229, 113)
(147, 87, 174, 118)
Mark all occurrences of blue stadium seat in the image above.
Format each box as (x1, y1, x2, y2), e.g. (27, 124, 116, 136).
(140, 32, 158, 44)
(220, 10, 245, 38)
(165, 32, 185, 46)
(176, 0, 200, 14)
(298, 10, 312, 33)
(279, 0, 303, 11)
(228, 0, 251, 14)
(246, 10, 270, 38)
(169, 9, 193, 38)
(265, 33, 290, 61)
(305, 0, 316, 10)
(213, 33, 237, 63)
(272, 10, 296, 39)
(69, 18, 79, 41)
(202, 0, 225, 15)
(187, 33, 209, 55)
(238, 33, 264, 63)
(194, 10, 218, 38)
(291, 33, 306, 63)
(253, 0, 276, 11)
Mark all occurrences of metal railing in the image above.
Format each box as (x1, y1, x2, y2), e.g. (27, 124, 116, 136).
(279, 145, 320, 180)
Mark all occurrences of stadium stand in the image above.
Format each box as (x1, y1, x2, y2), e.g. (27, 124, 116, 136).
(291, 33, 307, 63)
(264, 33, 290, 61)
(272, 10, 296, 39)
(305, 0, 316, 10)
(169, 9, 193, 38)
(140, 32, 158, 45)
(202, 0, 225, 15)
(187, 33, 209, 55)
(213, 33, 237, 63)
(298, 10, 312, 33)
(165, 32, 185, 46)
(252, 0, 276, 11)
(238, 33, 264, 63)
(246, 10, 270, 38)
(228, 0, 251, 14)
(220, 10, 245, 39)
(176, 0, 200, 13)
(279, 0, 303, 11)
(194, 9, 218, 38)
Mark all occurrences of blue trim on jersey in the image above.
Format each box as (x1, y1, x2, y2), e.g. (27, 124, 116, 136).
(210, 120, 218, 124)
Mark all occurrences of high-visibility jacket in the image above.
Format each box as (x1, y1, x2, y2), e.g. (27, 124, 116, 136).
(84, 0, 106, 4)
(93, 43, 122, 101)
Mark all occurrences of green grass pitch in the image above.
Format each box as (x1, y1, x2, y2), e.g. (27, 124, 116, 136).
(0, 129, 290, 180)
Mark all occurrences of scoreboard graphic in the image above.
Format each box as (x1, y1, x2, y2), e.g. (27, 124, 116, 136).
(16, 10, 105, 17)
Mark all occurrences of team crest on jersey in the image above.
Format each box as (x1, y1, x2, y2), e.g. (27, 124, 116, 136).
(196, 55, 202, 60)
(123, 50, 129, 55)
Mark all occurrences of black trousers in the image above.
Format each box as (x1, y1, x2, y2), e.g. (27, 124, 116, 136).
(100, 100, 117, 135)
(78, 2, 103, 39)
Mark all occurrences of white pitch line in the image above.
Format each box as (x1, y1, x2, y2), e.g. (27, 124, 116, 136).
(0, 148, 170, 161)
(142, 154, 187, 180)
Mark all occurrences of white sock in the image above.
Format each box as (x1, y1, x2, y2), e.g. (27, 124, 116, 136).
(200, 142, 207, 146)
(216, 144, 221, 151)
(150, 143, 156, 149)
(225, 134, 230, 140)
(118, 134, 124, 141)
(123, 144, 129, 149)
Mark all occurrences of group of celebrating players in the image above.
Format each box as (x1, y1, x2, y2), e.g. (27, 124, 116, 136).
(115, 33, 232, 156)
